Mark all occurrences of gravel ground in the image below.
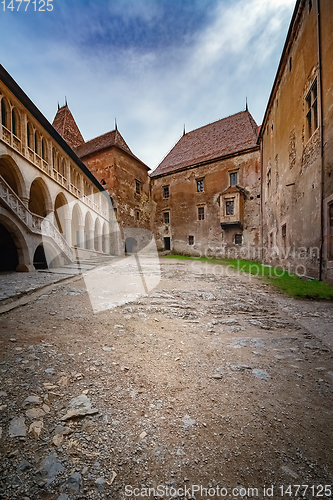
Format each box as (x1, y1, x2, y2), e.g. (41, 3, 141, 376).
(0, 257, 332, 500)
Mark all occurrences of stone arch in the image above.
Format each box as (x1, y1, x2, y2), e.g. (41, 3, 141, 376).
(28, 176, 52, 217)
(11, 107, 21, 138)
(0, 154, 27, 198)
(33, 241, 61, 270)
(84, 211, 94, 250)
(0, 211, 31, 271)
(125, 237, 137, 254)
(27, 122, 34, 149)
(71, 203, 84, 248)
(1, 96, 10, 129)
(54, 192, 69, 236)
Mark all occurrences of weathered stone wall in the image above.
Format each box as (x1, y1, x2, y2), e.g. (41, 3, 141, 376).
(321, 0, 333, 283)
(260, 2, 323, 279)
(80, 148, 151, 233)
(150, 149, 261, 259)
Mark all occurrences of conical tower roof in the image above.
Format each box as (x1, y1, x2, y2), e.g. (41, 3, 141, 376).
(52, 104, 85, 149)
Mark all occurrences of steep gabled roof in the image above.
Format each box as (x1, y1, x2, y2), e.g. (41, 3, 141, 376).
(75, 129, 150, 170)
(52, 104, 85, 149)
(151, 110, 259, 178)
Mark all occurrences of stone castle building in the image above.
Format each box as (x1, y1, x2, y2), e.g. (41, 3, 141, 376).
(150, 110, 261, 258)
(1, 0, 332, 283)
(0, 65, 111, 272)
(259, 0, 333, 282)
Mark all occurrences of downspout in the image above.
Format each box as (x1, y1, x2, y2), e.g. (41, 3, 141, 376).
(316, 0, 324, 280)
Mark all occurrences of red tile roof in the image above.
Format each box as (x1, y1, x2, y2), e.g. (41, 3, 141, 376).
(75, 129, 149, 170)
(151, 110, 259, 178)
(52, 105, 85, 149)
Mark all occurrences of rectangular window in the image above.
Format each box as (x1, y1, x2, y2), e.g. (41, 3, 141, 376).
(163, 211, 170, 224)
(198, 206, 205, 220)
(163, 186, 169, 199)
(306, 79, 318, 139)
(135, 180, 141, 194)
(226, 200, 234, 216)
(188, 235, 194, 245)
(197, 179, 204, 192)
(136, 211, 140, 221)
(235, 233, 243, 245)
(230, 172, 238, 186)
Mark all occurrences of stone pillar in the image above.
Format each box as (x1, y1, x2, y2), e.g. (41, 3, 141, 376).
(78, 224, 85, 249)
(97, 232, 102, 252)
(65, 218, 72, 247)
(89, 229, 95, 250)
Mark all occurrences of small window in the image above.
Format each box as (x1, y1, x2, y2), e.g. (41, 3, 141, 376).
(306, 79, 318, 139)
(101, 179, 106, 185)
(163, 212, 170, 224)
(198, 206, 205, 220)
(197, 179, 204, 192)
(309, 0, 312, 11)
(188, 235, 194, 245)
(230, 172, 238, 186)
(289, 57, 292, 71)
(136, 211, 140, 221)
(235, 234, 243, 245)
(226, 200, 234, 216)
(135, 180, 141, 194)
(163, 186, 169, 199)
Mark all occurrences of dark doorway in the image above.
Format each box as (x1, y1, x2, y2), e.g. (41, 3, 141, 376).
(164, 237, 171, 251)
(125, 237, 137, 254)
(33, 244, 48, 269)
(0, 224, 18, 271)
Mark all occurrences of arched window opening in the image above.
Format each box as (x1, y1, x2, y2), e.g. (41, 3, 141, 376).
(12, 108, 17, 136)
(34, 131, 38, 154)
(1, 99, 6, 127)
(27, 123, 33, 149)
(42, 138, 47, 161)
(1, 98, 9, 128)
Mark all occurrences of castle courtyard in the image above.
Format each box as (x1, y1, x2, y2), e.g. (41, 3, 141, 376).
(0, 257, 332, 499)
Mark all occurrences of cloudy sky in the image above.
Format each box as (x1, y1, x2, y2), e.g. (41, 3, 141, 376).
(0, 0, 295, 169)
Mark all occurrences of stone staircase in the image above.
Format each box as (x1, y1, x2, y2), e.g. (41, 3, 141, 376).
(0, 174, 74, 262)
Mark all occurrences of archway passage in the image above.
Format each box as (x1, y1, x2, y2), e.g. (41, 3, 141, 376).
(29, 179, 48, 217)
(0, 223, 19, 271)
(0, 158, 20, 196)
(33, 244, 48, 269)
(54, 193, 67, 235)
(125, 237, 137, 254)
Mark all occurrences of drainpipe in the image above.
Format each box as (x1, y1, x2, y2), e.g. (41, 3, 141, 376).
(259, 135, 264, 264)
(316, 0, 324, 280)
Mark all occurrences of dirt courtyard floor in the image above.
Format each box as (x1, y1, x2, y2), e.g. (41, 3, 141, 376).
(0, 257, 332, 500)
